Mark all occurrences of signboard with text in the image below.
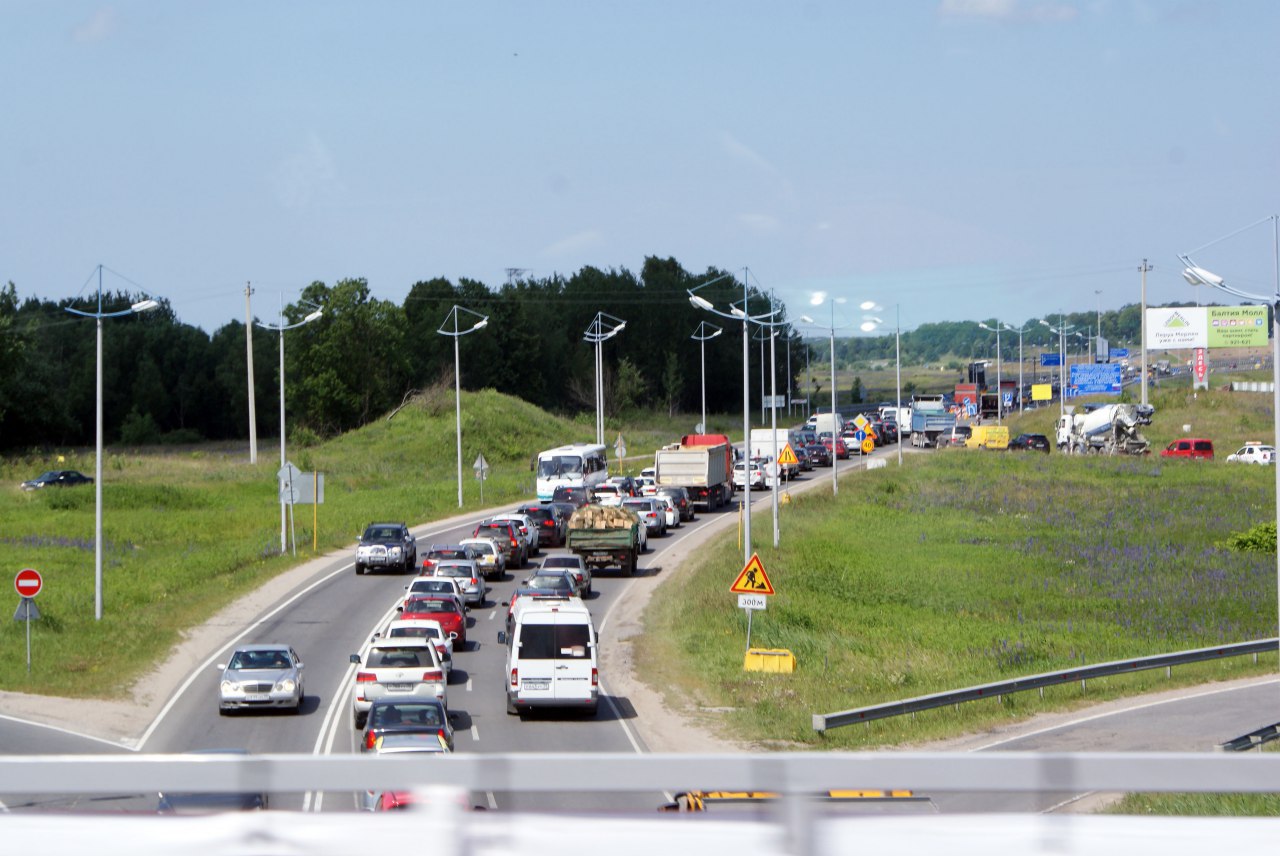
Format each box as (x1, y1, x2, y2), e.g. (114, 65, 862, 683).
(1040, 353, 1062, 367)
(1068, 363, 1123, 396)
(1145, 306, 1268, 350)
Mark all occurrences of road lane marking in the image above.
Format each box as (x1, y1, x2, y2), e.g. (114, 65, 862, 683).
(471, 725, 479, 742)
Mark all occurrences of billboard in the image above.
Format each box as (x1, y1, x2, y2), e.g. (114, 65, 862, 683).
(1068, 363, 1123, 397)
(1145, 306, 1268, 349)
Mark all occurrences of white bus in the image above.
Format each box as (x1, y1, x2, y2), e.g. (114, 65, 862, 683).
(535, 443, 609, 501)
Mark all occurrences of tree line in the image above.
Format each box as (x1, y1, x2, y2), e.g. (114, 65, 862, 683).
(0, 262, 1228, 452)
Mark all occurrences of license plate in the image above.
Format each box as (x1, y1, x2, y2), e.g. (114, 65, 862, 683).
(245, 693, 269, 701)
(522, 680, 550, 691)
(384, 683, 413, 692)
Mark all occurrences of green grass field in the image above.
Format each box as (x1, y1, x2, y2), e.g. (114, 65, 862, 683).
(636, 382, 1280, 760)
(0, 386, 700, 697)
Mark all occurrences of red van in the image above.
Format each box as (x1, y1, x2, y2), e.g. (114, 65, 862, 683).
(1160, 438, 1214, 460)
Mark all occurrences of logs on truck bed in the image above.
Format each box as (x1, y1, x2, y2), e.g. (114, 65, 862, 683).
(568, 504, 639, 530)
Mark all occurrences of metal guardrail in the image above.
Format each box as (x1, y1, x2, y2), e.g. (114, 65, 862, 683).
(813, 638, 1279, 733)
(1219, 723, 1280, 752)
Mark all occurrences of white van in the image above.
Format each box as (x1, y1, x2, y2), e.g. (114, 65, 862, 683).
(498, 597, 598, 716)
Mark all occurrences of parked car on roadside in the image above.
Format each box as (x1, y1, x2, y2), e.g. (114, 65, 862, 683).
(20, 469, 93, 491)
(1160, 438, 1214, 460)
(1226, 442, 1274, 465)
(1008, 433, 1051, 453)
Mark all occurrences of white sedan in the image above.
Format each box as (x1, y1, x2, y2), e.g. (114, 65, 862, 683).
(1226, 444, 1274, 465)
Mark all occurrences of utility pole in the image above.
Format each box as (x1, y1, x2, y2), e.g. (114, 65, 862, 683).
(1094, 289, 1102, 363)
(245, 283, 257, 464)
(1139, 260, 1151, 406)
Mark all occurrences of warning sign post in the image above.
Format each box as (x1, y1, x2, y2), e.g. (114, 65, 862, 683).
(731, 554, 775, 649)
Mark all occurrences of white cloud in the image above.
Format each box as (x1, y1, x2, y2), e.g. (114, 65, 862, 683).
(738, 213, 781, 233)
(72, 7, 116, 43)
(541, 230, 603, 258)
(938, 0, 1078, 22)
(270, 134, 342, 210)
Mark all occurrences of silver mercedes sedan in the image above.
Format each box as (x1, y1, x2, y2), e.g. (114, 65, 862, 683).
(216, 644, 305, 714)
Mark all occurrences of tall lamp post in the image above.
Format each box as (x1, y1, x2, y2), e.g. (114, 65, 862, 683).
(691, 321, 722, 432)
(859, 302, 903, 466)
(977, 321, 1004, 424)
(438, 305, 489, 509)
(65, 265, 160, 620)
(1004, 323, 1028, 414)
(799, 292, 848, 493)
(1039, 315, 1075, 419)
(584, 312, 626, 446)
(1181, 218, 1280, 690)
(689, 269, 776, 566)
(256, 296, 323, 555)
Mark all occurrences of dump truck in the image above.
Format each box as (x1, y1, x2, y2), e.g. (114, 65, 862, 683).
(566, 504, 642, 577)
(909, 394, 956, 448)
(1056, 403, 1155, 455)
(654, 440, 733, 511)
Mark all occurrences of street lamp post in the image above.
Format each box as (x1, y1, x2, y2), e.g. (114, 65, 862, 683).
(800, 293, 847, 492)
(1180, 215, 1280, 701)
(1004, 323, 1027, 414)
(438, 305, 489, 509)
(584, 312, 626, 446)
(65, 265, 160, 620)
(1039, 315, 1075, 419)
(978, 321, 1004, 424)
(689, 269, 776, 566)
(691, 321, 722, 433)
(859, 303, 903, 466)
(256, 295, 323, 556)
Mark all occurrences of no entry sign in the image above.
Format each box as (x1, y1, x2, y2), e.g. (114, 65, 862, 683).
(15, 568, 42, 598)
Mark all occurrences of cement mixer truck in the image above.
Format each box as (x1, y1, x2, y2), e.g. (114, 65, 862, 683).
(1056, 403, 1155, 455)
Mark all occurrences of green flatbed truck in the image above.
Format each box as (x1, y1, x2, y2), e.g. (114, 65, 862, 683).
(566, 505, 642, 577)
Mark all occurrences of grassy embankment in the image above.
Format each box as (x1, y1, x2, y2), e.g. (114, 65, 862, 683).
(0, 385, 711, 697)
(637, 379, 1279, 760)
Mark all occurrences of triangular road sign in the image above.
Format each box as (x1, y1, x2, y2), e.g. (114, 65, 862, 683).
(777, 443, 799, 467)
(730, 553, 775, 595)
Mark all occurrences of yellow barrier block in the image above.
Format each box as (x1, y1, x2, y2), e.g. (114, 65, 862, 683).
(743, 648, 796, 673)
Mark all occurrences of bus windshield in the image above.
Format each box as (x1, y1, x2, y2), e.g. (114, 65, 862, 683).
(537, 455, 584, 478)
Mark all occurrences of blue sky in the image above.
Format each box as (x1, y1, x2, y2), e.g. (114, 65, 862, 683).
(3, 1, 1278, 334)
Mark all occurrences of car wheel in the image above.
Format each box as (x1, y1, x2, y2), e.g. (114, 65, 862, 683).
(218, 706, 229, 716)
(293, 695, 303, 714)
(507, 695, 518, 716)
(354, 563, 365, 576)
(353, 710, 366, 730)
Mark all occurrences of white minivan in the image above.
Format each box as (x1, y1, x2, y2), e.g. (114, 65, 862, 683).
(498, 598, 598, 716)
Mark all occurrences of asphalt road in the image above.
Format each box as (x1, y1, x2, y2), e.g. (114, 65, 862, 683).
(4, 440, 1277, 816)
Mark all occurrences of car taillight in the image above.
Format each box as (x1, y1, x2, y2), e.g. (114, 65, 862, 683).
(591, 667, 598, 688)
(365, 731, 377, 750)
(470, 578, 478, 586)
(542, 520, 554, 527)
(510, 668, 518, 688)
(356, 672, 377, 683)
(510, 538, 519, 548)
(423, 669, 443, 682)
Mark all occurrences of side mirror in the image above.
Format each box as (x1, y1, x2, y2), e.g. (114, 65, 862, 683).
(448, 631, 458, 641)
(371, 632, 382, 641)
(349, 654, 361, 664)
(497, 631, 507, 645)
(296, 662, 305, 670)
(215, 663, 226, 671)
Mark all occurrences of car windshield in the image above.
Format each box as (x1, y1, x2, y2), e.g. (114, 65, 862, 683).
(436, 565, 471, 578)
(429, 548, 467, 559)
(369, 647, 430, 668)
(525, 576, 571, 591)
(543, 558, 580, 569)
(462, 541, 494, 555)
(537, 455, 584, 478)
(389, 626, 441, 640)
(366, 527, 401, 540)
(413, 580, 454, 592)
(371, 703, 443, 727)
(229, 650, 290, 670)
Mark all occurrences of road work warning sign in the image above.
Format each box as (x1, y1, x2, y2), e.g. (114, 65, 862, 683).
(730, 553, 775, 595)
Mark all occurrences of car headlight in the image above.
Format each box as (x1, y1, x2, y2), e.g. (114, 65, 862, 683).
(388, 547, 402, 559)
(221, 680, 240, 694)
(275, 678, 297, 694)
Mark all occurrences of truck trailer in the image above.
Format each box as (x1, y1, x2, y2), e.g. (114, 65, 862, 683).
(654, 439, 734, 511)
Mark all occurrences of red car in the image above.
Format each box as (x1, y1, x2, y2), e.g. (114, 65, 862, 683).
(820, 432, 849, 460)
(399, 595, 467, 646)
(1160, 438, 1214, 460)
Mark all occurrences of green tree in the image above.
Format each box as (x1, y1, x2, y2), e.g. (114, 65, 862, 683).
(612, 357, 648, 414)
(661, 351, 683, 417)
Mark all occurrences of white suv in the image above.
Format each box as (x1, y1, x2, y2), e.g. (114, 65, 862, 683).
(348, 638, 446, 729)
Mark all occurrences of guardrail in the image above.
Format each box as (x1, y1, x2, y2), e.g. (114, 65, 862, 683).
(1219, 722, 1280, 752)
(4, 752, 1280, 856)
(813, 638, 1279, 733)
